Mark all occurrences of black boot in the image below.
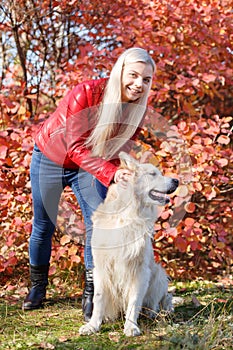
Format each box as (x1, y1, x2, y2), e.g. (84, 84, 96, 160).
(22, 264, 49, 311)
(82, 269, 94, 322)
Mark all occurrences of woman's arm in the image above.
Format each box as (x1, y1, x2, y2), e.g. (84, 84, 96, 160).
(65, 81, 119, 187)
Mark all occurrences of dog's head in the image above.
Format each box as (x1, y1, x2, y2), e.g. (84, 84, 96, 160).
(119, 152, 179, 206)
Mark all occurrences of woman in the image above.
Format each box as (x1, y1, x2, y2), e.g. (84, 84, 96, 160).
(22, 47, 155, 321)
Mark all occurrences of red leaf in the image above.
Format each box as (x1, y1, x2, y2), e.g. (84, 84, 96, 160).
(165, 227, 178, 237)
(0, 145, 8, 159)
(202, 73, 216, 83)
(176, 80, 186, 89)
(190, 240, 199, 251)
(49, 265, 56, 276)
(175, 236, 188, 253)
(192, 78, 200, 87)
(215, 158, 228, 167)
(13, 217, 23, 226)
(24, 222, 32, 233)
(215, 299, 227, 303)
(1, 96, 15, 109)
(6, 256, 18, 267)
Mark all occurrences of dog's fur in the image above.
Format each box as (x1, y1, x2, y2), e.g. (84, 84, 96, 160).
(79, 152, 179, 337)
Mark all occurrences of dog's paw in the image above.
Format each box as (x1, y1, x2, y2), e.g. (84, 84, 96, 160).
(124, 323, 141, 337)
(79, 323, 98, 335)
(142, 308, 159, 319)
(160, 292, 174, 312)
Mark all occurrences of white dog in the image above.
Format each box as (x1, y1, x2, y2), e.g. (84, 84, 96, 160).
(79, 152, 179, 337)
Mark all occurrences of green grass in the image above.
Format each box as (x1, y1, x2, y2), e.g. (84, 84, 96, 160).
(0, 281, 233, 349)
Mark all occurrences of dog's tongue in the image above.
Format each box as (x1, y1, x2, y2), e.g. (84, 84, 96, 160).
(149, 190, 170, 204)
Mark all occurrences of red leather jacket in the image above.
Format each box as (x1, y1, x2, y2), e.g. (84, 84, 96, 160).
(35, 78, 140, 187)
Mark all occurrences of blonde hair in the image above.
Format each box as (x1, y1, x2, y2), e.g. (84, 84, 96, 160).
(85, 48, 155, 159)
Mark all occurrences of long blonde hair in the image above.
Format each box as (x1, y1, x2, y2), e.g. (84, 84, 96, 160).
(85, 48, 155, 159)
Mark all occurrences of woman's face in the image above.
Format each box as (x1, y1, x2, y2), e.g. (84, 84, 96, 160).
(121, 61, 154, 103)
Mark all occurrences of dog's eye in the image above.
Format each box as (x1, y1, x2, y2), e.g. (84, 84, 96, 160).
(149, 172, 157, 176)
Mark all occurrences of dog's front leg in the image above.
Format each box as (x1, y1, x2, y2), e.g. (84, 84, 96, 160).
(124, 276, 149, 337)
(79, 271, 105, 335)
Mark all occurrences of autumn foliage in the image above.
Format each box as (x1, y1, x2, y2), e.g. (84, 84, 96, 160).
(0, 0, 232, 292)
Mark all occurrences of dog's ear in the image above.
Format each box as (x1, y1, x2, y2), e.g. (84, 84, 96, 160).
(119, 152, 139, 171)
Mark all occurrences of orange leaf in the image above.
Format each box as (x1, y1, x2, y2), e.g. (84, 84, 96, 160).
(25, 94, 37, 99)
(68, 246, 78, 256)
(160, 210, 170, 220)
(203, 186, 217, 200)
(185, 202, 196, 213)
(216, 242, 225, 249)
(184, 217, 195, 226)
(217, 135, 230, 145)
(162, 222, 170, 230)
(5, 157, 13, 166)
(71, 255, 81, 263)
(193, 182, 203, 191)
(60, 235, 71, 245)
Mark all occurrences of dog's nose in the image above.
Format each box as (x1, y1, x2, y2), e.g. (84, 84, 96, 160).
(173, 178, 179, 187)
(172, 178, 179, 191)
(167, 178, 179, 194)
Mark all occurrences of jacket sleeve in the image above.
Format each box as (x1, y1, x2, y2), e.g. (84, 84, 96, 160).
(65, 82, 119, 187)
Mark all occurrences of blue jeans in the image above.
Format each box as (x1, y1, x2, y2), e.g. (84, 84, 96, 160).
(29, 145, 107, 269)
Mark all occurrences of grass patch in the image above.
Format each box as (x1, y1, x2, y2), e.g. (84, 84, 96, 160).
(0, 280, 232, 349)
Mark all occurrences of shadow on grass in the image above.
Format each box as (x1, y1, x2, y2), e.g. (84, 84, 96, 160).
(1, 284, 233, 350)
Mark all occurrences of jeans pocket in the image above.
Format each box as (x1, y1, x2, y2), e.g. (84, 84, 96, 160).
(33, 144, 42, 154)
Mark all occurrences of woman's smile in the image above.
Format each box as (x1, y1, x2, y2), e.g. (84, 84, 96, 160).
(121, 61, 153, 102)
